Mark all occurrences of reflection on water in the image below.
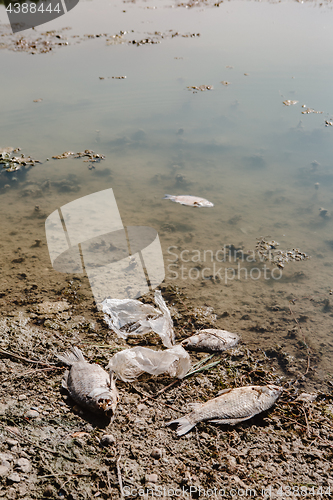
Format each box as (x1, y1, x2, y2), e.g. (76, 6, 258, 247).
(1, 0, 333, 387)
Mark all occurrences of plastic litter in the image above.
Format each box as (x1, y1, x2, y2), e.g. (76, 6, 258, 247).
(106, 345, 191, 382)
(102, 290, 175, 348)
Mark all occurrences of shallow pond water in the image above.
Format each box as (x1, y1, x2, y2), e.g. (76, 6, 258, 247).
(1, 0, 333, 389)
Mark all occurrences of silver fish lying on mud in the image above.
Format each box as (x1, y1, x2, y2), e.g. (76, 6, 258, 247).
(181, 329, 240, 353)
(57, 346, 119, 415)
(167, 384, 283, 436)
(163, 194, 214, 207)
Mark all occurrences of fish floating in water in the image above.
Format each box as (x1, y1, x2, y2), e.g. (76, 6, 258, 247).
(167, 384, 283, 436)
(181, 329, 240, 353)
(57, 346, 119, 416)
(163, 194, 214, 208)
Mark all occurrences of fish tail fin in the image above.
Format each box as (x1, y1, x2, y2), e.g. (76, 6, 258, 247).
(166, 416, 195, 436)
(163, 194, 175, 200)
(56, 346, 86, 366)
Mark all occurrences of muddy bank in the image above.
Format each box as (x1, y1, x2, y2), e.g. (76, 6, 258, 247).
(0, 285, 333, 499)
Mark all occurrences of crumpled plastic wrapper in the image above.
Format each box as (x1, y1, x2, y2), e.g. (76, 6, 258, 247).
(106, 345, 191, 382)
(102, 290, 175, 348)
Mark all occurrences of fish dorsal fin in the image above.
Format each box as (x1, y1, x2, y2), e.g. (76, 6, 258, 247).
(188, 402, 202, 410)
(217, 388, 233, 396)
(56, 346, 86, 366)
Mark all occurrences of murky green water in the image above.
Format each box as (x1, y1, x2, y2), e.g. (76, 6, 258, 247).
(1, 0, 333, 386)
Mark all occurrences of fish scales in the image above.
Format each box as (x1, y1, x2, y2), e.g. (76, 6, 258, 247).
(181, 329, 239, 352)
(57, 346, 119, 415)
(167, 384, 283, 436)
(163, 194, 214, 208)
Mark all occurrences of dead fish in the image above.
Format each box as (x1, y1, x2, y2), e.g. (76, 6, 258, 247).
(283, 100, 298, 106)
(163, 194, 214, 207)
(181, 329, 239, 353)
(167, 384, 283, 436)
(57, 346, 119, 415)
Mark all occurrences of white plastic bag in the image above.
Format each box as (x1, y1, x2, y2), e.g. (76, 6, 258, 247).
(106, 345, 191, 382)
(102, 290, 174, 348)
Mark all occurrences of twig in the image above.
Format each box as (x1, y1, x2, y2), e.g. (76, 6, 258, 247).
(0, 347, 57, 367)
(107, 471, 113, 497)
(1, 366, 62, 382)
(302, 407, 311, 438)
(141, 379, 182, 403)
(116, 449, 124, 499)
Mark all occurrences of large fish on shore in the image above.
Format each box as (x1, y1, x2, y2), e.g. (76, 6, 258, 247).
(163, 194, 214, 207)
(57, 346, 119, 416)
(167, 384, 283, 436)
(181, 329, 239, 353)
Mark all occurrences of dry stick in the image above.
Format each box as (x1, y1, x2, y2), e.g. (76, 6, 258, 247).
(141, 378, 182, 403)
(107, 471, 113, 497)
(1, 366, 62, 383)
(116, 450, 124, 499)
(0, 347, 57, 367)
(302, 407, 311, 438)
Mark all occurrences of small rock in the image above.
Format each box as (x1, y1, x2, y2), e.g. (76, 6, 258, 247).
(133, 418, 145, 429)
(18, 395, 27, 401)
(151, 448, 163, 459)
(44, 485, 56, 497)
(296, 393, 317, 402)
(25, 409, 39, 418)
(0, 403, 7, 415)
(0, 465, 10, 476)
(15, 458, 31, 473)
(226, 455, 237, 472)
(100, 435, 116, 447)
(137, 404, 148, 411)
(7, 472, 21, 483)
(0, 453, 14, 462)
(145, 473, 158, 483)
(6, 438, 18, 447)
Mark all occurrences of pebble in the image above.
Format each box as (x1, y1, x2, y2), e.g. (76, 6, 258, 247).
(226, 455, 238, 472)
(137, 404, 148, 411)
(24, 409, 39, 418)
(151, 448, 163, 459)
(44, 485, 56, 497)
(145, 473, 158, 483)
(0, 465, 10, 476)
(6, 438, 18, 447)
(8, 472, 21, 483)
(0, 452, 14, 462)
(0, 403, 7, 415)
(18, 395, 27, 401)
(100, 435, 116, 447)
(15, 458, 31, 473)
